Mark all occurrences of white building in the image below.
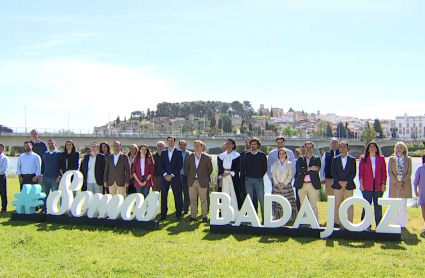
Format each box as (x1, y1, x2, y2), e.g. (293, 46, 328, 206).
(318, 113, 337, 124)
(395, 114, 425, 139)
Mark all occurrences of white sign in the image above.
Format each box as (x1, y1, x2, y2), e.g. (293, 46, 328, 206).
(210, 192, 402, 238)
(46, 171, 159, 221)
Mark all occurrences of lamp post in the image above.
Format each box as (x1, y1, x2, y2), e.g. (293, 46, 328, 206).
(25, 106, 27, 133)
(68, 115, 70, 132)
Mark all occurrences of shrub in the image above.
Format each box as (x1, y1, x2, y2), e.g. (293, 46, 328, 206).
(318, 184, 327, 202)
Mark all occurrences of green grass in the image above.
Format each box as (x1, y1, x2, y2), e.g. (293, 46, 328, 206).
(1, 178, 424, 277)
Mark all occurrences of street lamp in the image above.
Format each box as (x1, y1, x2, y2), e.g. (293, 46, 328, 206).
(68, 115, 70, 132)
(25, 106, 27, 133)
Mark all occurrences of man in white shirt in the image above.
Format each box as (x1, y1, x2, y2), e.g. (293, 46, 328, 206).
(81, 142, 106, 194)
(0, 143, 9, 212)
(160, 136, 183, 221)
(331, 141, 357, 228)
(184, 140, 213, 222)
(267, 136, 296, 182)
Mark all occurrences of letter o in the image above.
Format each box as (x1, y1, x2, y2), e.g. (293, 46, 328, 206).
(339, 197, 373, 232)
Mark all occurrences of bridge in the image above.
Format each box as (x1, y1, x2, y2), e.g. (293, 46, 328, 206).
(0, 132, 400, 156)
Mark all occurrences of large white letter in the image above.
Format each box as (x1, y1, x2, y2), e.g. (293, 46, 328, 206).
(134, 192, 160, 221)
(234, 196, 261, 227)
(210, 192, 234, 225)
(86, 194, 124, 219)
(71, 191, 93, 217)
(376, 198, 402, 234)
(121, 193, 145, 221)
(293, 198, 320, 229)
(320, 196, 335, 238)
(339, 197, 373, 232)
(263, 194, 291, 228)
(47, 170, 83, 215)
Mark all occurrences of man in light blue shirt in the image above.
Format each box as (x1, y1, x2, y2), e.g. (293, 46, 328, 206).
(267, 136, 296, 182)
(0, 143, 9, 212)
(17, 141, 41, 190)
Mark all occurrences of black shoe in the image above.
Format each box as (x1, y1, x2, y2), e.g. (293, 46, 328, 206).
(160, 216, 167, 221)
(189, 217, 196, 222)
(202, 218, 208, 223)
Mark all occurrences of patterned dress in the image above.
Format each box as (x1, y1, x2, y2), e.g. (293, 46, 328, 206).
(272, 160, 298, 221)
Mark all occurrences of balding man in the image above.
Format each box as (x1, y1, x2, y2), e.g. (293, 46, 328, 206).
(104, 141, 131, 198)
(320, 138, 340, 197)
(80, 142, 106, 194)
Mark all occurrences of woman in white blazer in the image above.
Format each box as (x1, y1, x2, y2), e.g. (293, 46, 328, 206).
(272, 148, 298, 221)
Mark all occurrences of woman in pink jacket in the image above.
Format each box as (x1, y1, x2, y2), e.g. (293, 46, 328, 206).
(359, 141, 387, 229)
(131, 144, 154, 198)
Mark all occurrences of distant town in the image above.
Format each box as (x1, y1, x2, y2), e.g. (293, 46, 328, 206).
(91, 101, 425, 141)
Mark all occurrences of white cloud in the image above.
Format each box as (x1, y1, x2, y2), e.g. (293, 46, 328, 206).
(0, 59, 180, 130)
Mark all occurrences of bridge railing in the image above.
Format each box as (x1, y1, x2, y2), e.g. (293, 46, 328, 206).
(0, 127, 406, 143)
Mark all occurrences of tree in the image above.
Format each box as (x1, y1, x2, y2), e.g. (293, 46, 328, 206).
(265, 121, 269, 130)
(361, 121, 377, 144)
(218, 115, 232, 133)
(336, 122, 348, 138)
(373, 119, 384, 139)
(210, 115, 216, 128)
(116, 115, 120, 124)
(326, 123, 333, 137)
(288, 107, 294, 112)
(146, 108, 150, 117)
(282, 124, 299, 137)
(240, 124, 248, 134)
(123, 116, 126, 122)
(248, 123, 253, 131)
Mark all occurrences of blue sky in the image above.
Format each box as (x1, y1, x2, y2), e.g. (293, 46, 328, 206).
(1, 0, 424, 131)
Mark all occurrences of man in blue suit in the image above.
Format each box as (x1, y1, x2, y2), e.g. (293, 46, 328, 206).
(160, 136, 183, 222)
(331, 141, 357, 228)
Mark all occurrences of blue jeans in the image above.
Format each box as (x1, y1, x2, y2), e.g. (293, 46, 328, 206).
(361, 190, 383, 227)
(245, 177, 265, 221)
(136, 186, 150, 199)
(42, 177, 59, 211)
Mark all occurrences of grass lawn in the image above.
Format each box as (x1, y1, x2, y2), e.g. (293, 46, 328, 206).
(1, 178, 424, 278)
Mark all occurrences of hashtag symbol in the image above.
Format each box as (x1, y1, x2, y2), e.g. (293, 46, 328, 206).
(12, 184, 46, 214)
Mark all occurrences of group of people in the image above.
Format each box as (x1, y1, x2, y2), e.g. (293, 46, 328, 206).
(0, 129, 424, 231)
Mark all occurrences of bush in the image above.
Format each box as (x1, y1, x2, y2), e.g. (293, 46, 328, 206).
(5, 146, 23, 157)
(318, 184, 327, 202)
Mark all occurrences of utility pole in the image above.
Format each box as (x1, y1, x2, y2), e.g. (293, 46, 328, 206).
(25, 106, 27, 133)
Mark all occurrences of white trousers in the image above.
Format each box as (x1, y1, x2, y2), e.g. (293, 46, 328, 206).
(222, 176, 238, 221)
(394, 198, 408, 227)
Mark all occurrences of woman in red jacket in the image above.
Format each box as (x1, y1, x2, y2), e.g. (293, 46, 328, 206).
(359, 141, 387, 229)
(131, 144, 154, 198)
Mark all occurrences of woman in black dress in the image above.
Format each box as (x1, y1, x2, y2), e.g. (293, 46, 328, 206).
(60, 140, 81, 193)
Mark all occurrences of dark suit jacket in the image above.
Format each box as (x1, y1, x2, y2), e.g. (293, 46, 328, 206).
(295, 155, 321, 190)
(80, 153, 106, 186)
(104, 153, 131, 187)
(184, 153, 213, 188)
(160, 148, 183, 181)
(331, 155, 357, 190)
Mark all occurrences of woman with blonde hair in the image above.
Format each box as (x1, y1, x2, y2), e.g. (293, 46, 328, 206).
(388, 141, 412, 229)
(272, 148, 297, 221)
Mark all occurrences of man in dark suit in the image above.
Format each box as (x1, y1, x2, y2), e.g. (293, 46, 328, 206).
(239, 137, 258, 211)
(295, 141, 321, 221)
(184, 140, 213, 222)
(160, 136, 183, 221)
(331, 141, 357, 228)
(104, 141, 131, 198)
(80, 141, 106, 194)
(179, 140, 191, 214)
